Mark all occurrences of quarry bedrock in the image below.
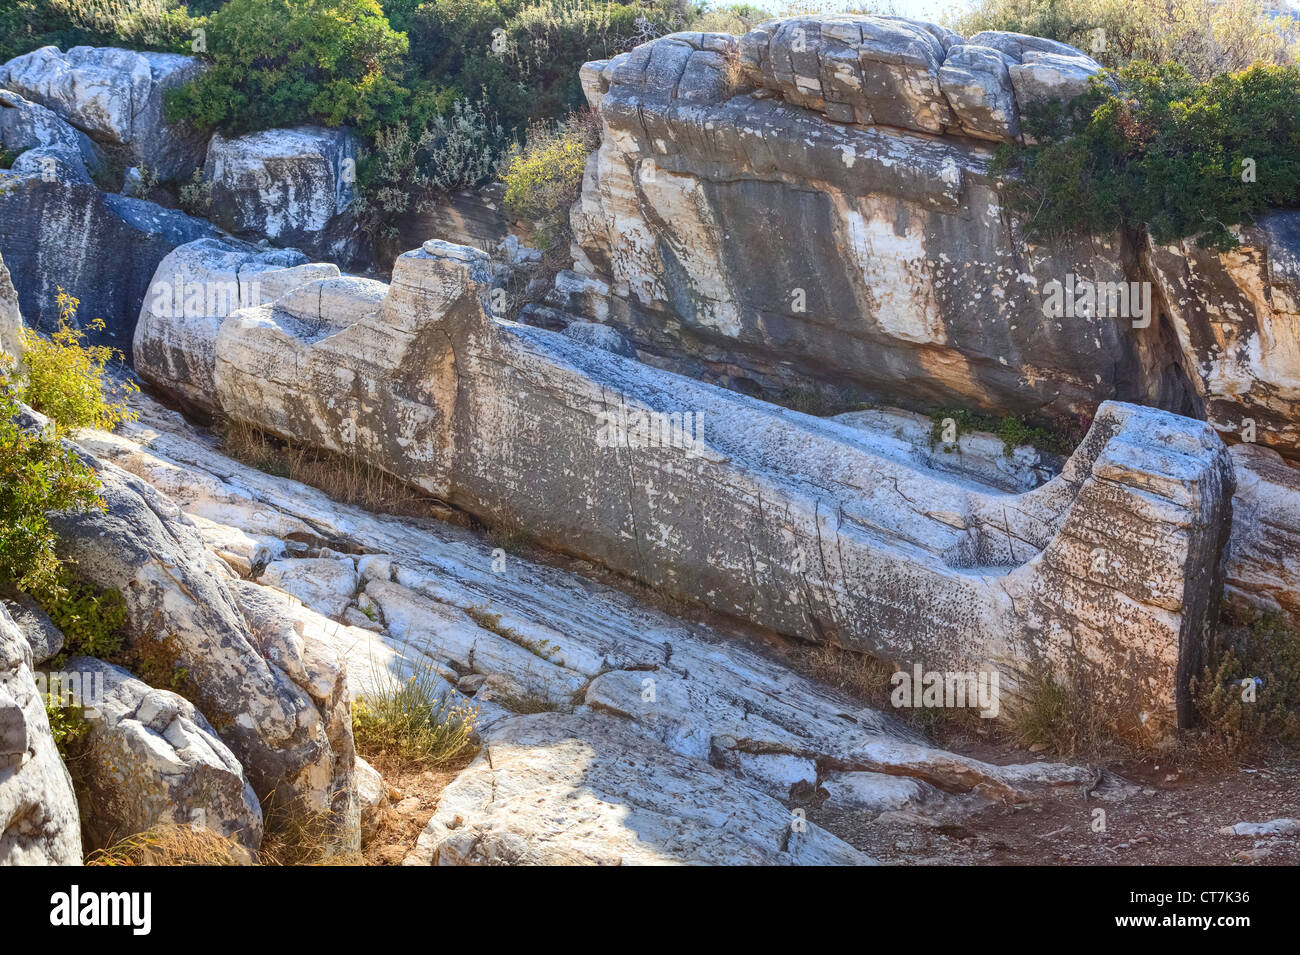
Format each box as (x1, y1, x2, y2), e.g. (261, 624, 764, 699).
(560, 19, 1300, 463)
(136, 240, 1236, 735)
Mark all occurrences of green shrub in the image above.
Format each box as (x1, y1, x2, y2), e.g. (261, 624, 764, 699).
(0, 0, 200, 61)
(43, 676, 92, 760)
(502, 108, 601, 249)
(928, 407, 1076, 456)
(1192, 607, 1300, 758)
(951, 0, 1299, 80)
(165, 0, 410, 137)
(44, 570, 129, 666)
(17, 288, 138, 437)
(993, 62, 1300, 250)
(177, 167, 213, 216)
(355, 95, 509, 240)
(0, 385, 102, 595)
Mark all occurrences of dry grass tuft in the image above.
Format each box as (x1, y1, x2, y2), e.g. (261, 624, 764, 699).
(218, 417, 463, 521)
(352, 663, 480, 774)
(794, 642, 897, 704)
(257, 791, 362, 867)
(1009, 661, 1120, 760)
(793, 642, 987, 739)
(86, 824, 252, 866)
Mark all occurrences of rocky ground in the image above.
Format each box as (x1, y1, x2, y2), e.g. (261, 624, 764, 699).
(2, 20, 1297, 868)
(814, 748, 1300, 866)
(59, 390, 1294, 866)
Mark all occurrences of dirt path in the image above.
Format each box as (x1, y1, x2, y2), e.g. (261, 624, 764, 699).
(809, 748, 1299, 865)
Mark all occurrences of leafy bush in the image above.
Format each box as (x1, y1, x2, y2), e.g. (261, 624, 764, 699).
(356, 96, 509, 245)
(43, 676, 92, 759)
(1193, 607, 1300, 758)
(177, 167, 213, 215)
(164, 0, 410, 137)
(0, 0, 200, 61)
(993, 62, 1300, 250)
(502, 107, 601, 249)
(16, 289, 138, 437)
(423, 97, 509, 190)
(951, 0, 1299, 80)
(0, 385, 102, 595)
(43, 570, 128, 664)
(928, 406, 1077, 456)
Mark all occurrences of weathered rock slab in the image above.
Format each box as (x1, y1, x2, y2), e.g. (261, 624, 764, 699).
(408, 711, 871, 865)
(0, 604, 82, 865)
(64, 656, 263, 851)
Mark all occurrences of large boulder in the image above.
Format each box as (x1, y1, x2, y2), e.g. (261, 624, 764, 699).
(1, 594, 64, 666)
(0, 604, 82, 865)
(1224, 444, 1300, 630)
(740, 16, 955, 133)
(46, 456, 356, 845)
(62, 656, 263, 852)
(566, 25, 1175, 427)
(227, 581, 359, 853)
(133, 238, 339, 409)
(938, 44, 1020, 141)
(0, 88, 101, 175)
(203, 126, 365, 268)
(965, 31, 1110, 119)
(1145, 211, 1300, 461)
(0, 151, 220, 351)
(0, 45, 208, 179)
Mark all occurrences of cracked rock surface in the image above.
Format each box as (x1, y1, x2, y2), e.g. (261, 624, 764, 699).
(81, 393, 1106, 865)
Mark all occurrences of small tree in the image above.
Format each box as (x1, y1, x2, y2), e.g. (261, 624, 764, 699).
(502, 108, 601, 251)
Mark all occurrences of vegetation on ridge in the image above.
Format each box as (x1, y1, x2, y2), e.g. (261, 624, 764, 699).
(993, 62, 1300, 250)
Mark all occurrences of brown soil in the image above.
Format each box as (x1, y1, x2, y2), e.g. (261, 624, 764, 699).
(360, 752, 476, 866)
(807, 744, 1300, 866)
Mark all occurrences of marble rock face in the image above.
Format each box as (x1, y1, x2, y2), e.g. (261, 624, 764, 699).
(558, 19, 1298, 464)
(0, 45, 208, 179)
(136, 239, 1237, 736)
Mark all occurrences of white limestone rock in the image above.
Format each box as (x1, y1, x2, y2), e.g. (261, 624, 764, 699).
(46, 459, 349, 826)
(938, 44, 1020, 141)
(133, 237, 338, 410)
(820, 771, 941, 813)
(203, 126, 364, 267)
(408, 711, 871, 866)
(0, 45, 208, 179)
(1224, 444, 1300, 629)
(355, 756, 389, 835)
(260, 557, 358, 622)
(0, 87, 101, 174)
(63, 656, 263, 851)
(0, 604, 82, 865)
